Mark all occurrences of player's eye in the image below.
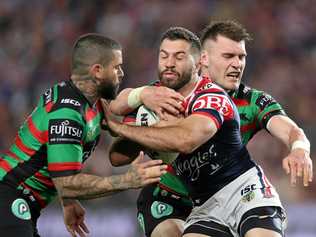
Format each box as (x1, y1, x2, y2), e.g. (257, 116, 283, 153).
(159, 53, 168, 59)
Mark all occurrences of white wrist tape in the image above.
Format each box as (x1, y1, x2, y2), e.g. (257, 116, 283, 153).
(127, 86, 147, 109)
(291, 140, 310, 153)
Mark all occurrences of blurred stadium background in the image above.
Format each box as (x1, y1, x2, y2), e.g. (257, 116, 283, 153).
(0, 0, 315, 236)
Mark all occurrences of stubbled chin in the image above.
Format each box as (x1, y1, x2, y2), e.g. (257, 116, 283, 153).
(225, 81, 239, 91)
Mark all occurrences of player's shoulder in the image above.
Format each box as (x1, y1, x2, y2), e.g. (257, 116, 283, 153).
(195, 76, 226, 94)
(239, 83, 282, 111)
(42, 80, 87, 115)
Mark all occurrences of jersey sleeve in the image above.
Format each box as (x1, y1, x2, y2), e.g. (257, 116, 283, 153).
(253, 91, 287, 129)
(189, 90, 235, 129)
(46, 108, 84, 178)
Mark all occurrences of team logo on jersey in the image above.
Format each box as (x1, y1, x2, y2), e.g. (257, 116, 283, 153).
(241, 184, 256, 203)
(60, 98, 81, 106)
(200, 82, 215, 90)
(86, 120, 100, 141)
(255, 94, 274, 110)
(11, 198, 31, 220)
(151, 201, 173, 219)
(49, 119, 83, 144)
(192, 93, 234, 118)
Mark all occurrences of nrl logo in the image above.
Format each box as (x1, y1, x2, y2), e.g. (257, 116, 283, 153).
(241, 184, 256, 203)
(241, 191, 255, 203)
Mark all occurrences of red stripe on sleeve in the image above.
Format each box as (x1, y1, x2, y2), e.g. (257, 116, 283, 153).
(6, 150, 23, 162)
(27, 118, 48, 144)
(48, 162, 82, 171)
(15, 135, 36, 156)
(34, 172, 55, 188)
(0, 158, 13, 172)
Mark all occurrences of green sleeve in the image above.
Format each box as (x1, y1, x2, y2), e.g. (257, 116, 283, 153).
(253, 90, 286, 129)
(46, 108, 85, 177)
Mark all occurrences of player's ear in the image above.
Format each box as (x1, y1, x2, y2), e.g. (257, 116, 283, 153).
(200, 50, 209, 67)
(199, 50, 210, 77)
(89, 64, 103, 79)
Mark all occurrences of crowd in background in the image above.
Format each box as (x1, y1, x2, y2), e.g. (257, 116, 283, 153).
(0, 0, 315, 208)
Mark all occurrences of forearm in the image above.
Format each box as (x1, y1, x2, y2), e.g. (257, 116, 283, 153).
(109, 88, 134, 115)
(114, 123, 184, 152)
(112, 115, 216, 154)
(54, 173, 130, 200)
(267, 115, 310, 151)
(288, 126, 309, 145)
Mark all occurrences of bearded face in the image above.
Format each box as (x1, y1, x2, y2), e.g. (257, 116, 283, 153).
(97, 78, 120, 100)
(158, 66, 192, 90)
(95, 50, 123, 100)
(158, 39, 197, 91)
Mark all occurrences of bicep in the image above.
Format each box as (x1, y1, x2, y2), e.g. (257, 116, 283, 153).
(179, 114, 218, 148)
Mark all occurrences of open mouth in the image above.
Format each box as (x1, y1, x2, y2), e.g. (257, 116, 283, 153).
(226, 71, 240, 80)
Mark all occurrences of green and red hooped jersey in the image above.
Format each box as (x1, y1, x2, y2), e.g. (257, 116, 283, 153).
(0, 80, 104, 208)
(231, 83, 286, 144)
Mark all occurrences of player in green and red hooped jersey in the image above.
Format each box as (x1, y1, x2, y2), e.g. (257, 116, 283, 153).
(0, 33, 169, 237)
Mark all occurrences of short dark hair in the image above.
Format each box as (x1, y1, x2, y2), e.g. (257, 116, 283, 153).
(200, 20, 252, 46)
(160, 27, 201, 56)
(71, 33, 121, 75)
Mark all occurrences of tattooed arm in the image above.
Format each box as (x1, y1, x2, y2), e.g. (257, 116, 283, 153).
(52, 152, 167, 200)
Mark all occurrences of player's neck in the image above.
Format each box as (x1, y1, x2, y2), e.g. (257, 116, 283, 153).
(71, 75, 99, 105)
(177, 73, 200, 98)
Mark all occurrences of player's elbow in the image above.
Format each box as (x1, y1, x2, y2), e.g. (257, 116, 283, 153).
(109, 152, 129, 167)
(174, 138, 199, 154)
(109, 151, 135, 167)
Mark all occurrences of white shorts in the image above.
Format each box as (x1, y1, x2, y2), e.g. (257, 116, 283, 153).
(184, 166, 285, 237)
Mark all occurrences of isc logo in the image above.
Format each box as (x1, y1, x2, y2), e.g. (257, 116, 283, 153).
(241, 184, 256, 196)
(61, 98, 81, 106)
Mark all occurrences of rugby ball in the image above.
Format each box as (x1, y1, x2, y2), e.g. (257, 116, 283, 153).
(135, 105, 179, 163)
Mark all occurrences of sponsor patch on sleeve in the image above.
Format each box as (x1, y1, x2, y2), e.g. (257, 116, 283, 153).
(49, 119, 83, 145)
(192, 93, 234, 119)
(255, 93, 275, 110)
